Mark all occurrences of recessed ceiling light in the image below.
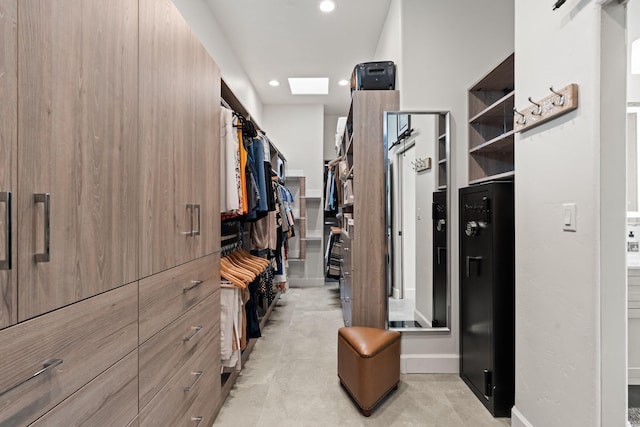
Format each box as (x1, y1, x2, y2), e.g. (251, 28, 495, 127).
(288, 77, 329, 95)
(338, 79, 349, 86)
(268, 79, 280, 87)
(319, 0, 335, 13)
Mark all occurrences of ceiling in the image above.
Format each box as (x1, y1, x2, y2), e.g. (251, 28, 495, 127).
(205, 0, 393, 116)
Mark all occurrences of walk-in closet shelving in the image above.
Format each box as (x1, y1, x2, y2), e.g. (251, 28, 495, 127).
(331, 90, 399, 329)
(216, 81, 288, 421)
(468, 53, 515, 184)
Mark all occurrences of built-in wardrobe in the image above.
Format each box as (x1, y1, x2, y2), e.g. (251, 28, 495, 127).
(0, 0, 222, 425)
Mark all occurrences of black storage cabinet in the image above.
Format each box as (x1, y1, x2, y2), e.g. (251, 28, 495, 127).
(432, 190, 447, 327)
(459, 181, 514, 417)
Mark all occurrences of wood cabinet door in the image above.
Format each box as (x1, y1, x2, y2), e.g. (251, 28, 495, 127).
(17, 0, 138, 321)
(0, 0, 17, 329)
(140, 0, 203, 276)
(191, 45, 221, 258)
(140, 0, 221, 276)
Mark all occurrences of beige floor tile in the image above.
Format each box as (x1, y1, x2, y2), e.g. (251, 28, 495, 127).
(214, 285, 512, 427)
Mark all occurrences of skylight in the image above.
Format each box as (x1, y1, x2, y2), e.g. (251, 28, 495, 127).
(288, 77, 329, 95)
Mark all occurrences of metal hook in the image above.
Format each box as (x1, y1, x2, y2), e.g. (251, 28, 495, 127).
(513, 108, 526, 125)
(549, 86, 565, 106)
(528, 97, 543, 115)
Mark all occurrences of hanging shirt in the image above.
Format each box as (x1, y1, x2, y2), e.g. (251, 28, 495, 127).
(220, 108, 241, 214)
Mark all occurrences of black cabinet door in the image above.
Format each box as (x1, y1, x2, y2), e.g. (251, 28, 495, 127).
(459, 181, 514, 417)
(460, 187, 494, 403)
(432, 190, 447, 327)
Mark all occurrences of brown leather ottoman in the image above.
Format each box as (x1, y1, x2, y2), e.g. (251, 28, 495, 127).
(337, 326, 401, 416)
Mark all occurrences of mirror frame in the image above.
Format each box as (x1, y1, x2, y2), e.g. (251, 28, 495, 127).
(383, 110, 451, 332)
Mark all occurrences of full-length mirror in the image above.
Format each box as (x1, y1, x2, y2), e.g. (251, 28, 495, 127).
(384, 111, 450, 331)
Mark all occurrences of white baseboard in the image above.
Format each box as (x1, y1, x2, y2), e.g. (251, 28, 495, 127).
(400, 354, 458, 374)
(511, 406, 534, 427)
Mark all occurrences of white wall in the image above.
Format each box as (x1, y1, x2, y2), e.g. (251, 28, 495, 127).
(324, 114, 340, 160)
(263, 105, 325, 285)
(171, 0, 264, 124)
(512, 1, 627, 426)
(390, 0, 514, 374)
(629, 0, 640, 103)
(374, 0, 403, 93)
(413, 114, 438, 325)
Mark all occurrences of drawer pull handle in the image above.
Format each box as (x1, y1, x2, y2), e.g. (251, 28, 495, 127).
(193, 204, 201, 236)
(184, 371, 203, 392)
(191, 416, 203, 426)
(0, 358, 63, 397)
(34, 193, 50, 263)
(183, 326, 203, 342)
(0, 192, 11, 270)
(184, 280, 203, 292)
(182, 204, 194, 236)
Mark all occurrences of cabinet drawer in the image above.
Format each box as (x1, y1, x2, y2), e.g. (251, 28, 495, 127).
(0, 283, 137, 426)
(140, 291, 220, 408)
(140, 253, 219, 342)
(139, 335, 217, 427)
(30, 350, 138, 427)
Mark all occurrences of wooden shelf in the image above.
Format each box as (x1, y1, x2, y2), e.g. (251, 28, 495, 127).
(469, 130, 515, 153)
(468, 53, 515, 185)
(469, 91, 515, 124)
(469, 53, 515, 92)
(469, 170, 515, 185)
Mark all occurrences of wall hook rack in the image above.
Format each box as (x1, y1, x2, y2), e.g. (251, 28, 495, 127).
(412, 157, 432, 172)
(513, 108, 526, 125)
(514, 83, 578, 133)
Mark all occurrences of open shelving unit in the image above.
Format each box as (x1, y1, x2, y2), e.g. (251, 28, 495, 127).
(438, 113, 448, 190)
(468, 53, 515, 184)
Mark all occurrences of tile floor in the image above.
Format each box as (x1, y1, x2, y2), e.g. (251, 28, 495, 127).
(214, 284, 511, 426)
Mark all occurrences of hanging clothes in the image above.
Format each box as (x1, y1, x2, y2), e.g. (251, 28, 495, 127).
(237, 126, 249, 215)
(220, 107, 241, 215)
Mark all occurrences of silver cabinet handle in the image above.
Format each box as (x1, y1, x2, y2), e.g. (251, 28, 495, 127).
(183, 326, 203, 342)
(0, 358, 62, 397)
(34, 193, 50, 263)
(193, 204, 201, 236)
(191, 417, 203, 427)
(183, 371, 203, 392)
(0, 192, 11, 270)
(183, 280, 203, 292)
(182, 204, 194, 236)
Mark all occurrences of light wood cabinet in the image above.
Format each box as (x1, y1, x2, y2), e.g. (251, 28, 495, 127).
(0, 282, 138, 426)
(338, 90, 399, 329)
(139, 330, 218, 427)
(0, 0, 17, 330)
(140, 290, 220, 408)
(468, 53, 515, 184)
(17, 0, 139, 321)
(30, 350, 138, 427)
(3, 0, 223, 423)
(139, 253, 220, 343)
(139, 0, 221, 278)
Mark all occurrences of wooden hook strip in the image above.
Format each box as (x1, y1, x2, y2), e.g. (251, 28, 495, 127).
(514, 83, 578, 133)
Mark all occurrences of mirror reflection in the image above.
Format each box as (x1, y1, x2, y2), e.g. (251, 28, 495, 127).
(384, 111, 450, 331)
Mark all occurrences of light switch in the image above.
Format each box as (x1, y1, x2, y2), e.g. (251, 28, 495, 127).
(562, 203, 577, 232)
